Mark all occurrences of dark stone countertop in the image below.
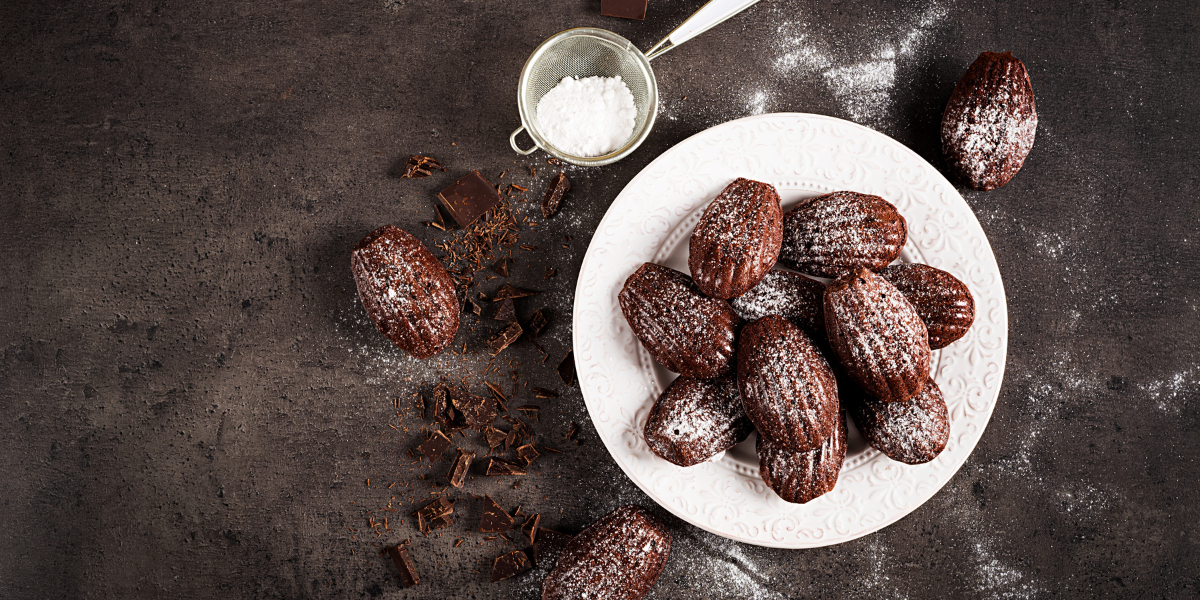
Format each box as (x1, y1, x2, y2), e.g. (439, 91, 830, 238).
(1, 0, 1197, 598)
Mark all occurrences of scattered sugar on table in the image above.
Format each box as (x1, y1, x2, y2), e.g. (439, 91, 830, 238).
(536, 75, 637, 157)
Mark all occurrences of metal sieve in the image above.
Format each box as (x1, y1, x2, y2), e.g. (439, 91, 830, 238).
(510, 0, 761, 167)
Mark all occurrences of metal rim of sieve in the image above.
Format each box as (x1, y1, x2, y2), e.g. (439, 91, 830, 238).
(513, 28, 658, 167)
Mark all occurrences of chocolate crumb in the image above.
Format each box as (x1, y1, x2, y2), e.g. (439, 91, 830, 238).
(544, 267, 557, 279)
(565, 422, 579, 444)
(557, 350, 575, 386)
(541, 172, 571, 218)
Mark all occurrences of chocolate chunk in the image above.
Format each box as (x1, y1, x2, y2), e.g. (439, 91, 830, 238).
(447, 447, 475, 488)
(532, 387, 559, 399)
(486, 458, 528, 476)
(541, 172, 571, 218)
(467, 298, 482, 316)
(479, 494, 514, 533)
(491, 550, 534, 583)
(492, 257, 511, 277)
(400, 154, 443, 179)
(494, 298, 517, 322)
(428, 384, 450, 425)
(504, 428, 520, 451)
(520, 513, 541, 544)
(416, 430, 453, 462)
(484, 381, 508, 411)
(437, 170, 500, 228)
(483, 426, 508, 450)
(492, 284, 539, 301)
(414, 497, 455, 535)
(450, 387, 498, 430)
(528, 309, 548, 337)
(516, 444, 540, 465)
(487, 322, 523, 356)
(533, 529, 574, 570)
(558, 350, 575, 386)
(386, 544, 420, 587)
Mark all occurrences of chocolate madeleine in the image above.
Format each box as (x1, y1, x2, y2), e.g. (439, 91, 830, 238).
(878, 263, 975, 349)
(847, 378, 950, 465)
(779, 191, 906, 278)
(542, 505, 671, 600)
(825, 268, 930, 403)
(942, 51, 1038, 190)
(730, 269, 826, 341)
(688, 178, 783, 299)
(351, 225, 459, 359)
(643, 375, 753, 467)
(757, 411, 846, 504)
(618, 263, 740, 379)
(737, 315, 839, 451)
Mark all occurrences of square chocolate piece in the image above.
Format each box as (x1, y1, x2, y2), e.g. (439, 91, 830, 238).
(601, 0, 647, 20)
(437, 170, 500, 228)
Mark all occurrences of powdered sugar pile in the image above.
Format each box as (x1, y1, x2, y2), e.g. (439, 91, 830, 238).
(536, 75, 637, 157)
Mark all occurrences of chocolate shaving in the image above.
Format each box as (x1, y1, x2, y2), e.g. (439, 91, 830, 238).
(386, 544, 420, 587)
(541, 172, 571, 218)
(416, 430, 453, 462)
(533, 529, 573, 570)
(493, 298, 517, 322)
(491, 550, 534, 583)
(449, 387, 498, 430)
(532, 387, 558, 399)
(447, 447, 475, 488)
(400, 155, 443, 179)
(486, 458, 528, 476)
(492, 284, 538, 300)
(544, 267, 557, 279)
(527, 310, 548, 337)
(565, 422, 579, 444)
(519, 244, 538, 252)
(558, 350, 575, 386)
(541, 446, 562, 454)
(487, 322, 523, 356)
(520, 513, 541, 544)
(516, 444, 540, 465)
(479, 495, 514, 533)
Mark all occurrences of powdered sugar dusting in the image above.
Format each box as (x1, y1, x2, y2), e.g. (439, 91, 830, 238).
(730, 269, 825, 336)
(757, 414, 846, 503)
(688, 178, 783, 299)
(780, 191, 906, 278)
(543, 505, 670, 600)
(644, 376, 752, 467)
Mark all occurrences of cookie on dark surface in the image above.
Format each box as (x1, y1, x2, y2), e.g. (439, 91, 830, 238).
(941, 51, 1038, 191)
(779, 191, 906, 278)
(351, 225, 460, 359)
(825, 268, 930, 403)
(878, 263, 975, 350)
(737, 315, 840, 452)
(542, 505, 671, 600)
(757, 411, 847, 504)
(730, 269, 826, 341)
(643, 375, 753, 467)
(846, 378, 950, 465)
(687, 178, 784, 299)
(618, 262, 740, 379)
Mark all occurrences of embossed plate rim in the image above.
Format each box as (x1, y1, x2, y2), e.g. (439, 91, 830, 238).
(572, 112, 1008, 548)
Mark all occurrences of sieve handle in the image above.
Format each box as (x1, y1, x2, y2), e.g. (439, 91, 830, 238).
(645, 0, 760, 61)
(509, 126, 538, 155)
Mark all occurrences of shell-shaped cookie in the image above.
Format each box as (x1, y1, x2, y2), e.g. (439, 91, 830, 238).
(730, 269, 826, 341)
(351, 225, 460, 359)
(824, 268, 930, 403)
(737, 315, 839, 451)
(618, 263, 740, 379)
(542, 505, 671, 600)
(779, 191, 906, 278)
(878, 263, 975, 350)
(687, 178, 783, 299)
(757, 412, 847, 504)
(644, 375, 753, 467)
(847, 378, 950, 464)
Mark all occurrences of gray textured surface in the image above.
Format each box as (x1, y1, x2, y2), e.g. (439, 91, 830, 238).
(1, 0, 1198, 598)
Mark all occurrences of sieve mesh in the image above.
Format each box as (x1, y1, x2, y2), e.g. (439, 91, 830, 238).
(517, 29, 658, 165)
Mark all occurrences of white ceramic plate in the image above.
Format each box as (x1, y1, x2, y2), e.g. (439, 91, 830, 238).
(572, 113, 1007, 548)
